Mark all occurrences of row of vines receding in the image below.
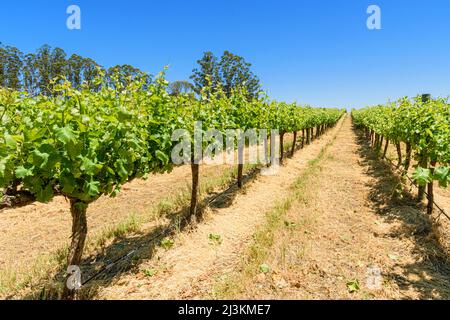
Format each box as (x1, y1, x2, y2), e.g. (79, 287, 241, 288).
(0, 70, 345, 299)
(352, 95, 450, 216)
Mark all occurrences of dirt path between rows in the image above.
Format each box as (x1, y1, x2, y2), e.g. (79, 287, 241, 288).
(224, 117, 449, 300)
(95, 119, 345, 299)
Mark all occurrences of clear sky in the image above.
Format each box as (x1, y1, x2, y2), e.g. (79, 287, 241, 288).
(1, 0, 449, 109)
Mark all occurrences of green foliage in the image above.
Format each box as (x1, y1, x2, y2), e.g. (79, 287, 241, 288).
(433, 166, 450, 188)
(0, 69, 343, 206)
(0, 42, 149, 96)
(284, 221, 297, 228)
(190, 51, 261, 99)
(160, 238, 174, 250)
(352, 97, 450, 187)
(208, 233, 222, 245)
(168, 80, 195, 96)
(141, 268, 157, 277)
(346, 279, 360, 293)
(259, 263, 270, 273)
(412, 167, 433, 186)
(0, 73, 178, 203)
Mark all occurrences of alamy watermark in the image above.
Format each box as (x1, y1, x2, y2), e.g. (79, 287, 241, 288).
(367, 5, 381, 30)
(67, 5, 81, 30)
(366, 265, 382, 290)
(66, 265, 82, 290)
(64, 5, 381, 32)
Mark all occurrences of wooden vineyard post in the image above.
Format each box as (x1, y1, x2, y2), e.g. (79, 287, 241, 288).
(279, 132, 285, 165)
(417, 94, 431, 201)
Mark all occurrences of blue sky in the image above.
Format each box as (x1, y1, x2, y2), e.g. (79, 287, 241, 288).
(1, 0, 449, 108)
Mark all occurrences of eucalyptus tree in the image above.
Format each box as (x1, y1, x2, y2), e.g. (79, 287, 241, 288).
(168, 80, 195, 96)
(3, 45, 23, 90)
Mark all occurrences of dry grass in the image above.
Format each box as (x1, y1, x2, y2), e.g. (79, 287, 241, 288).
(0, 159, 259, 299)
(91, 119, 344, 300)
(213, 134, 337, 299)
(214, 117, 450, 300)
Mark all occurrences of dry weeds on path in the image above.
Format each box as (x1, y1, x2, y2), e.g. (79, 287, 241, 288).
(217, 117, 450, 300)
(95, 118, 345, 299)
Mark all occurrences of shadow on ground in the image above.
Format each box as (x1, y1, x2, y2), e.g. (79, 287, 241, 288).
(353, 125, 450, 300)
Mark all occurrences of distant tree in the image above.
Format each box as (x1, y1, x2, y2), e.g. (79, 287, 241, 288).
(3, 45, 24, 90)
(218, 51, 260, 99)
(168, 80, 195, 96)
(34, 45, 70, 95)
(107, 64, 151, 89)
(190, 51, 261, 98)
(50, 47, 67, 83)
(35, 45, 53, 95)
(67, 54, 85, 89)
(0, 45, 7, 87)
(0, 42, 153, 95)
(190, 51, 220, 95)
(23, 53, 38, 95)
(82, 58, 102, 91)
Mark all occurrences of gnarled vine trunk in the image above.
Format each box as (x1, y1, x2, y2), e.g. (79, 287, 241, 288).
(62, 199, 88, 300)
(190, 162, 200, 216)
(383, 139, 389, 159)
(404, 142, 412, 172)
(417, 153, 428, 201)
(427, 160, 437, 215)
(291, 131, 297, 157)
(301, 129, 305, 148)
(264, 135, 270, 166)
(395, 142, 402, 168)
(237, 143, 244, 188)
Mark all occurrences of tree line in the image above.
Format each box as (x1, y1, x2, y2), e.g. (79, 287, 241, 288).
(0, 43, 153, 96)
(0, 43, 261, 98)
